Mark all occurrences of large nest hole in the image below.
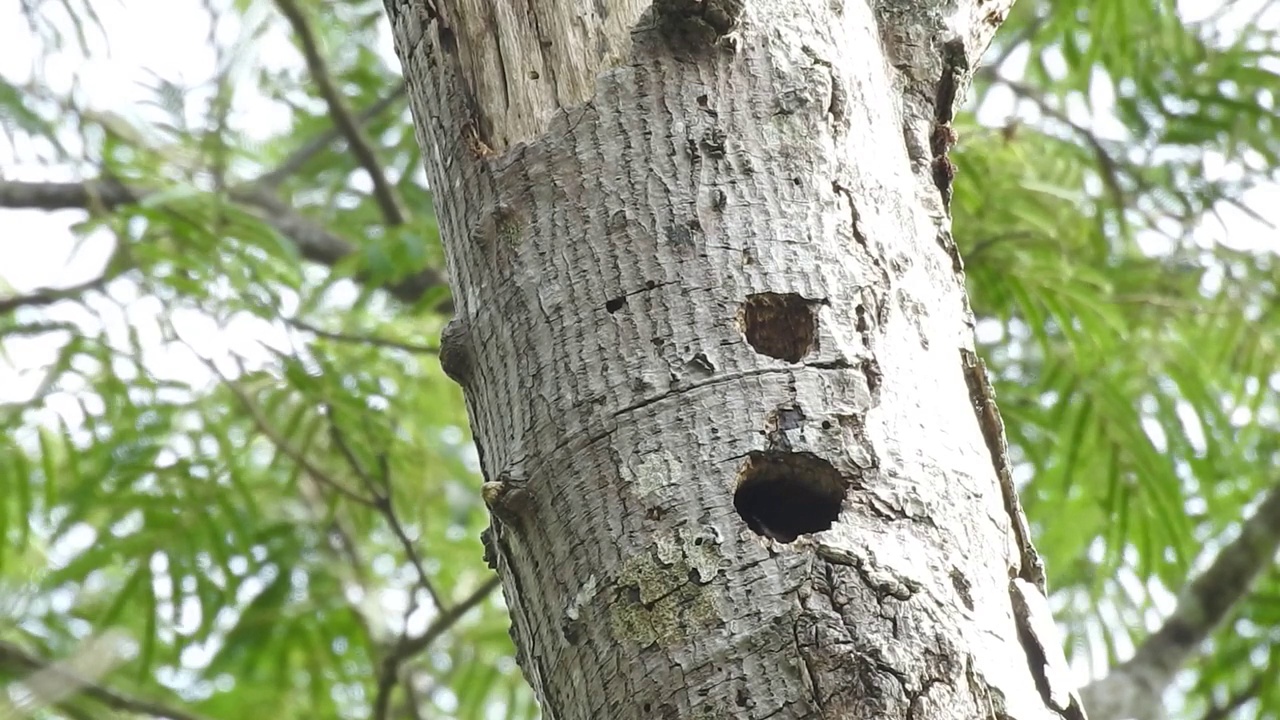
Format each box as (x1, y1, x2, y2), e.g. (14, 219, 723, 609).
(734, 452, 844, 543)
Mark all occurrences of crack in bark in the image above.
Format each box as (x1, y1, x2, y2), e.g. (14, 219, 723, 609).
(960, 348, 1046, 592)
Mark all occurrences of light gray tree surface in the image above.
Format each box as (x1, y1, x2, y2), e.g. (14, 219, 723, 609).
(1, 0, 1278, 718)
(384, 0, 1077, 717)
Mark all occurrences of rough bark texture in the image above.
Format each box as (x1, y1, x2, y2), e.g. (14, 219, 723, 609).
(384, 0, 1078, 718)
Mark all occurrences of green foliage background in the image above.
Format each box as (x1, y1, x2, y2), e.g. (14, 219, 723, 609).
(0, 0, 1277, 717)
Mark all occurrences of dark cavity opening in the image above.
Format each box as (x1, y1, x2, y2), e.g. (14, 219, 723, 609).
(740, 292, 817, 363)
(605, 296, 626, 313)
(734, 452, 844, 543)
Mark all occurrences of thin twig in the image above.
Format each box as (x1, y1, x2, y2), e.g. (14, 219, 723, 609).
(992, 74, 1130, 213)
(186, 348, 376, 507)
(0, 637, 212, 720)
(0, 179, 447, 305)
(254, 81, 407, 189)
(1220, 195, 1279, 231)
(371, 576, 501, 720)
(963, 230, 1042, 262)
(325, 410, 445, 612)
(1199, 674, 1265, 720)
(286, 317, 438, 355)
(397, 576, 501, 660)
(273, 0, 406, 225)
(0, 272, 114, 315)
(985, 13, 1047, 71)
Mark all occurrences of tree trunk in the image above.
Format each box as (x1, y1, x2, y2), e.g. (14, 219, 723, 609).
(383, 0, 1082, 718)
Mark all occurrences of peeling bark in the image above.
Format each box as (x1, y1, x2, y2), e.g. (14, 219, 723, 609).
(383, 0, 1076, 717)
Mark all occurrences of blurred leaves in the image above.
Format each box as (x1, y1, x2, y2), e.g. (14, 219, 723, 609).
(962, 0, 1280, 715)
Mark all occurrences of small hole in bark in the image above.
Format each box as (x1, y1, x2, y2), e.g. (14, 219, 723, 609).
(740, 293, 817, 362)
(734, 452, 844, 543)
(821, 420, 833, 430)
(605, 296, 626, 313)
(529, 70, 540, 79)
(438, 27, 457, 52)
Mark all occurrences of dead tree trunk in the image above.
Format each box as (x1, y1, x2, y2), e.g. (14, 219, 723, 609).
(383, 0, 1083, 717)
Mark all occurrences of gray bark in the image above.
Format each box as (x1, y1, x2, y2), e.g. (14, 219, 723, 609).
(384, 0, 1077, 717)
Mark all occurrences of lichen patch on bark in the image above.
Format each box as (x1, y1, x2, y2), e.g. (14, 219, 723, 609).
(608, 533, 726, 648)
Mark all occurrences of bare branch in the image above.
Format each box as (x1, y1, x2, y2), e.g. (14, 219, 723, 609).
(1080, 479, 1280, 720)
(372, 576, 501, 720)
(1199, 674, 1264, 720)
(397, 575, 501, 661)
(325, 411, 445, 612)
(273, 0, 406, 226)
(0, 272, 113, 315)
(286, 316, 439, 355)
(254, 81, 407, 189)
(991, 75, 1129, 215)
(188, 349, 377, 507)
(0, 636, 211, 720)
(1130, 480, 1280, 681)
(984, 12, 1046, 71)
(1218, 195, 1278, 232)
(0, 179, 447, 305)
(0, 177, 136, 209)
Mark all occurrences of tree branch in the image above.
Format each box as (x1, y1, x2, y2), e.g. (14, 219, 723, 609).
(324, 411, 446, 613)
(286, 317, 439, 355)
(273, 0, 406, 226)
(1132, 479, 1280, 679)
(1199, 674, 1264, 720)
(984, 12, 1046, 71)
(1079, 479, 1280, 720)
(0, 272, 114, 315)
(252, 80, 407, 189)
(198, 354, 377, 508)
(371, 576, 501, 720)
(0, 637, 211, 720)
(0, 179, 446, 304)
(989, 74, 1129, 215)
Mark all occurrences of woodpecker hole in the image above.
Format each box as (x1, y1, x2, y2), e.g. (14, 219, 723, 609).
(734, 452, 844, 543)
(740, 293, 817, 363)
(605, 296, 626, 313)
